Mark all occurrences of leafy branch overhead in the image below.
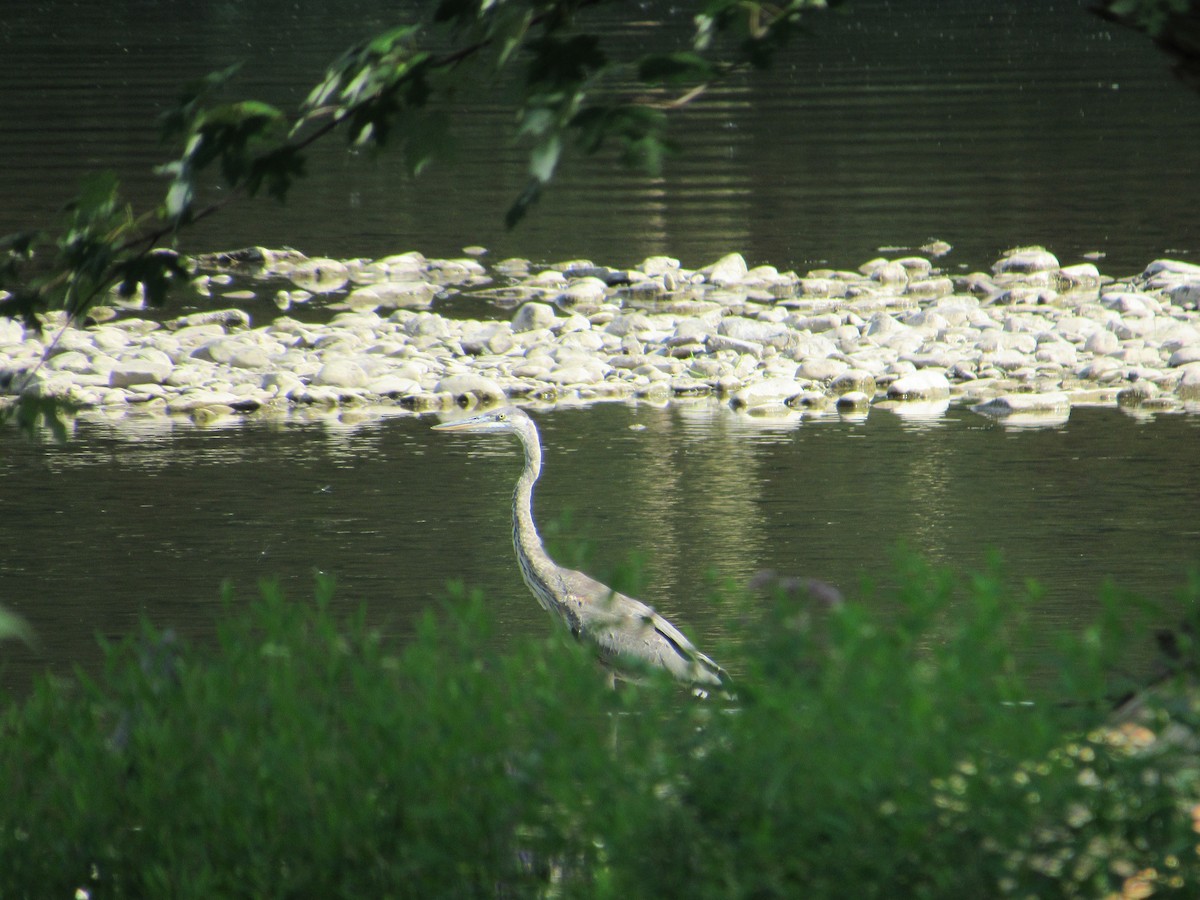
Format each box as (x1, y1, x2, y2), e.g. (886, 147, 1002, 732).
(0, 0, 837, 327)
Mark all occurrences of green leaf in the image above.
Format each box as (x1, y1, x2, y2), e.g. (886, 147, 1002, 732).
(113, 249, 188, 307)
(160, 61, 244, 140)
(367, 24, 419, 55)
(637, 52, 717, 85)
(197, 100, 285, 130)
(495, 8, 533, 67)
(163, 173, 194, 223)
(516, 107, 557, 140)
(529, 134, 562, 183)
(9, 396, 72, 443)
(70, 172, 121, 220)
(247, 146, 307, 202)
(525, 34, 606, 87)
(0, 604, 37, 647)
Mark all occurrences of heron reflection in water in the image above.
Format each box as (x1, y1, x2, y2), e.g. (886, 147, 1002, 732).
(433, 406, 728, 691)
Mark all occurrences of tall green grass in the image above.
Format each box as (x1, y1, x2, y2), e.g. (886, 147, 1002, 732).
(2, 561, 1199, 898)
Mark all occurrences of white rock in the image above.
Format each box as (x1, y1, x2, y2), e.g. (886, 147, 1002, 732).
(376, 251, 427, 274)
(108, 350, 174, 388)
(313, 359, 368, 389)
(46, 350, 95, 373)
(831, 370, 877, 396)
(1157, 322, 1200, 352)
(262, 372, 306, 396)
(92, 326, 131, 352)
(985, 349, 1032, 372)
(886, 370, 951, 400)
(799, 277, 846, 298)
(166, 390, 245, 413)
(718, 316, 788, 344)
(1034, 342, 1077, 366)
(868, 260, 909, 286)
(403, 312, 451, 339)
(433, 373, 506, 403)
(1101, 292, 1159, 316)
(731, 377, 804, 408)
(191, 338, 242, 365)
(290, 258, 349, 294)
(1058, 263, 1101, 286)
(1168, 345, 1200, 367)
(368, 375, 423, 396)
(993, 247, 1059, 275)
(1110, 317, 1154, 340)
(797, 358, 849, 382)
(513, 302, 557, 333)
(347, 282, 436, 308)
(1164, 281, 1200, 307)
(835, 391, 871, 410)
(559, 277, 608, 305)
(167, 309, 250, 330)
(703, 253, 749, 286)
(165, 363, 216, 388)
(1178, 364, 1200, 399)
(703, 334, 762, 358)
(556, 314, 592, 335)
(544, 365, 598, 386)
(0, 318, 25, 344)
(173, 323, 228, 345)
(863, 312, 907, 340)
(1076, 357, 1124, 380)
(229, 346, 273, 370)
(1085, 330, 1120, 355)
(1117, 380, 1161, 406)
(1141, 259, 1200, 282)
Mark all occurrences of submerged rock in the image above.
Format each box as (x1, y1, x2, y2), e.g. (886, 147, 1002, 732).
(972, 392, 1071, 416)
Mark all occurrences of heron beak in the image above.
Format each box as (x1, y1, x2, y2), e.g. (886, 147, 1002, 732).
(432, 414, 492, 431)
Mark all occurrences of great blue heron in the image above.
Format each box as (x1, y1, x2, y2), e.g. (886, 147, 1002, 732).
(433, 406, 728, 690)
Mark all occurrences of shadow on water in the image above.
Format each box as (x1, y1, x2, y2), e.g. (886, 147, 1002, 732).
(2, 402, 1197, 694)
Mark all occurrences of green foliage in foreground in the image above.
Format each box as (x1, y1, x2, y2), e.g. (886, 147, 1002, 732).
(3, 563, 1200, 898)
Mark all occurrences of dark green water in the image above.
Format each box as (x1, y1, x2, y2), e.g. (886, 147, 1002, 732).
(2, 403, 1197, 693)
(0, 0, 1197, 273)
(2, 2, 1199, 691)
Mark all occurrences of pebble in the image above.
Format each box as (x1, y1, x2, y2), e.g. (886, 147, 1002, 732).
(5, 247, 1200, 424)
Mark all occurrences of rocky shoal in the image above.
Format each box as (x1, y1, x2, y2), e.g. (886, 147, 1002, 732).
(3, 245, 1200, 427)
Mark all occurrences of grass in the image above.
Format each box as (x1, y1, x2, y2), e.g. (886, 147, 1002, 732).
(2, 560, 1200, 898)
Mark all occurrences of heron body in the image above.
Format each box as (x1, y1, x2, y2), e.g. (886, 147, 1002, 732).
(433, 406, 727, 689)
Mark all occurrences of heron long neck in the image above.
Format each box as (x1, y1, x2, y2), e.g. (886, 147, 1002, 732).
(511, 426, 560, 607)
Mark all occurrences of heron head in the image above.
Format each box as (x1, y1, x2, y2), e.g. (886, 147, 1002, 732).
(431, 406, 529, 434)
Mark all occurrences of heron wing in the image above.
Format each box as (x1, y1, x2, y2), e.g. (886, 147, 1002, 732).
(555, 568, 726, 687)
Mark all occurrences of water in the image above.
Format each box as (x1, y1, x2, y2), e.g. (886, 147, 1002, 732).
(0, 1, 1196, 274)
(1, 1, 1199, 691)
(2, 403, 1198, 694)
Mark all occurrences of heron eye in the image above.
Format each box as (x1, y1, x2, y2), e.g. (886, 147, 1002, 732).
(498, 413, 506, 420)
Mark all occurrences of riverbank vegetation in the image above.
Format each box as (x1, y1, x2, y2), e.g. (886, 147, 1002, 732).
(3, 559, 1199, 897)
